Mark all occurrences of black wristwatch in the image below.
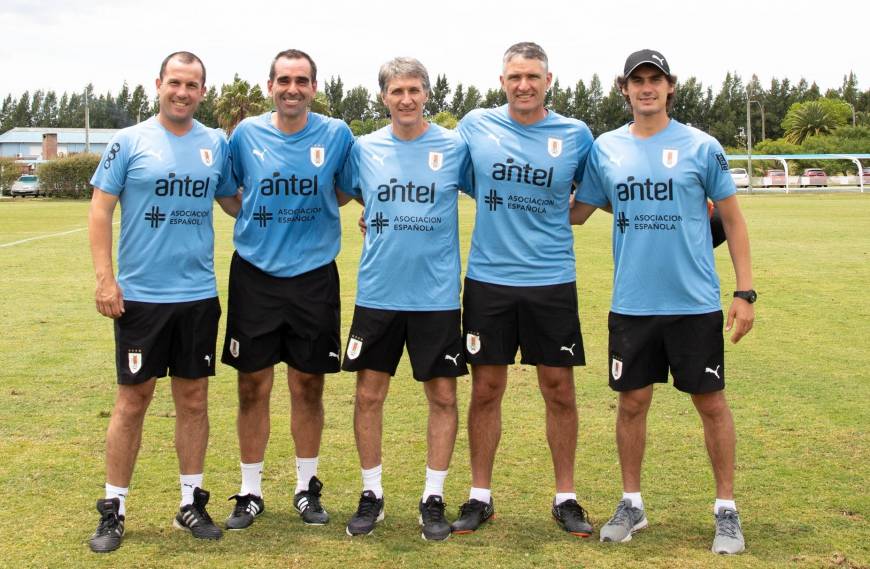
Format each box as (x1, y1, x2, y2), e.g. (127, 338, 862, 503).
(733, 290, 757, 304)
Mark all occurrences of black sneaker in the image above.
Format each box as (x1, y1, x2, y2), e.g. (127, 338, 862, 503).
(88, 498, 125, 553)
(419, 495, 451, 541)
(225, 493, 264, 530)
(173, 487, 223, 540)
(451, 498, 494, 534)
(345, 490, 384, 536)
(294, 476, 329, 525)
(552, 499, 593, 537)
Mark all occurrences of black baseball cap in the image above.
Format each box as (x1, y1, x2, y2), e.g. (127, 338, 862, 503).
(624, 49, 671, 78)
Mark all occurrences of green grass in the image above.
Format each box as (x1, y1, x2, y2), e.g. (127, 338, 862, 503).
(0, 194, 868, 568)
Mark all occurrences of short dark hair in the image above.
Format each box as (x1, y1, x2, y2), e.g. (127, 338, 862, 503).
(616, 66, 678, 112)
(159, 51, 206, 85)
(270, 49, 317, 82)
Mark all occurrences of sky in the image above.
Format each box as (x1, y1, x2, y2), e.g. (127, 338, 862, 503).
(2, 0, 868, 100)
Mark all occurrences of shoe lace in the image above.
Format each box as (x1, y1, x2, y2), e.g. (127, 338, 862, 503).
(96, 512, 120, 535)
(230, 494, 253, 516)
(458, 499, 485, 518)
(423, 499, 446, 523)
(302, 491, 324, 513)
(716, 511, 740, 539)
(192, 500, 216, 525)
(608, 500, 631, 526)
(356, 494, 381, 519)
(559, 499, 589, 522)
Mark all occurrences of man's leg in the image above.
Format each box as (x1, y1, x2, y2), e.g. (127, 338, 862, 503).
(346, 370, 389, 536)
(691, 390, 735, 500)
(536, 364, 577, 493)
(171, 377, 209, 476)
(105, 378, 157, 491)
(237, 367, 274, 464)
(287, 367, 325, 460)
(423, 377, 458, 472)
(616, 386, 654, 493)
(467, 364, 508, 490)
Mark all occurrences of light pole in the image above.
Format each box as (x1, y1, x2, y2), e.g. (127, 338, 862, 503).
(84, 87, 91, 154)
(746, 90, 753, 192)
(750, 99, 765, 140)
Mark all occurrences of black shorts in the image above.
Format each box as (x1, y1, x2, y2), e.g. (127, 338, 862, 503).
(462, 277, 585, 367)
(114, 297, 221, 385)
(341, 307, 468, 382)
(221, 252, 341, 374)
(608, 310, 725, 394)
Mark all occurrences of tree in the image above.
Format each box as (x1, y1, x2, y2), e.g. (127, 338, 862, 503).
(431, 111, 458, 129)
(41, 91, 59, 127)
(311, 92, 330, 116)
(549, 78, 573, 116)
(215, 74, 268, 134)
(587, 74, 605, 135)
(426, 74, 450, 116)
(323, 76, 344, 118)
(782, 99, 847, 144)
(12, 91, 32, 127)
(0, 95, 14, 133)
(708, 72, 745, 147)
(597, 83, 631, 133)
(672, 76, 709, 131)
(341, 86, 371, 123)
(481, 88, 506, 108)
(449, 83, 465, 117)
(456, 85, 481, 119)
(571, 79, 591, 122)
(128, 85, 151, 124)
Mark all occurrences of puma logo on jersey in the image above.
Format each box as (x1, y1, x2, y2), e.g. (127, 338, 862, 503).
(252, 148, 267, 161)
(705, 365, 721, 379)
(608, 153, 623, 167)
(444, 353, 460, 366)
(371, 152, 385, 166)
(487, 133, 503, 146)
(560, 344, 576, 356)
(145, 149, 163, 161)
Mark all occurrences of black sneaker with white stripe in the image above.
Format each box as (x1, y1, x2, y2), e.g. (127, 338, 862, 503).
(293, 476, 329, 525)
(173, 487, 223, 539)
(89, 498, 125, 553)
(226, 493, 265, 530)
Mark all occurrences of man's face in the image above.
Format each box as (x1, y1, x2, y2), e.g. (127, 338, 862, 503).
(500, 56, 552, 116)
(269, 56, 317, 122)
(382, 75, 428, 130)
(622, 65, 674, 117)
(156, 57, 205, 125)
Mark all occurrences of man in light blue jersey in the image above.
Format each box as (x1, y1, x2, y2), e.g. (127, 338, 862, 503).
(87, 51, 239, 553)
(220, 49, 354, 530)
(451, 42, 595, 537)
(572, 49, 754, 554)
(339, 57, 470, 541)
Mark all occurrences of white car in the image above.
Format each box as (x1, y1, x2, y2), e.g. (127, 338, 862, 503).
(10, 175, 41, 197)
(729, 168, 749, 188)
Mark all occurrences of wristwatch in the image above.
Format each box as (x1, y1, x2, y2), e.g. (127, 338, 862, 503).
(733, 290, 757, 304)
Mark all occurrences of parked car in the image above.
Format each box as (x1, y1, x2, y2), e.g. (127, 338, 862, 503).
(763, 169, 787, 188)
(862, 167, 870, 184)
(10, 175, 41, 197)
(729, 167, 749, 187)
(800, 168, 828, 188)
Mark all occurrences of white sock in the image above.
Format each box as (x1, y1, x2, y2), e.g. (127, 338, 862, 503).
(422, 467, 448, 501)
(180, 473, 203, 507)
(469, 486, 491, 503)
(240, 461, 263, 497)
(105, 483, 128, 517)
(362, 465, 383, 499)
(295, 456, 318, 494)
(623, 491, 644, 510)
(554, 492, 576, 506)
(714, 498, 737, 514)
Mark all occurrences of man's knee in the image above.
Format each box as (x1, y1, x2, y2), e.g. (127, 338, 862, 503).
(238, 370, 272, 410)
(692, 390, 731, 419)
(114, 381, 156, 420)
(618, 388, 653, 419)
(289, 371, 324, 406)
(355, 383, 387, 414)
(426, 381, 457, 412)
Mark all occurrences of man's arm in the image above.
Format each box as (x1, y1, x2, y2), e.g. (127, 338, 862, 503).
(716, 194, 754, 343)
(88, 188, 124, 319)
(216, 192, 241, 218)
(335, 187, 355, 207)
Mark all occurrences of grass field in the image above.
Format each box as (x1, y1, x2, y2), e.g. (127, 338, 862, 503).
(0, 194, 868, 569)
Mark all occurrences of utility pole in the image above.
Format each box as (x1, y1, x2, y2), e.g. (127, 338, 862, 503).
(746, 89, 753, 193)
(84, 87, 91, 154)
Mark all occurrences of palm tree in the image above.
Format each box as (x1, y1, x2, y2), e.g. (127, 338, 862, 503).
(214, 74, 268, 134)
(782, 101, 838, 145)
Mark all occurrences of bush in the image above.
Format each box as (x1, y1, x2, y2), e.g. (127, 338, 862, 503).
(36, 153, 101, 198)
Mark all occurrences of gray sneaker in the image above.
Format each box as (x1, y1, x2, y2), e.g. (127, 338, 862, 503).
(599, 499, 648, 543)
(712, 508, 745, 554)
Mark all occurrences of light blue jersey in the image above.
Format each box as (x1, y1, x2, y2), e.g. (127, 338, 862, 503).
(577, 119, 737, 315)
(458, 105, 593, 286)
(229, 112, 354, 277)
(90, 117, 236, 303)
(340, 124, 470, 310)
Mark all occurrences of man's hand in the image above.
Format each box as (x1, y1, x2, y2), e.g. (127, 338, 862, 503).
(725, 298, 754, 343)
(95, 277, 125, 319)
(358, 208, 367, 236)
